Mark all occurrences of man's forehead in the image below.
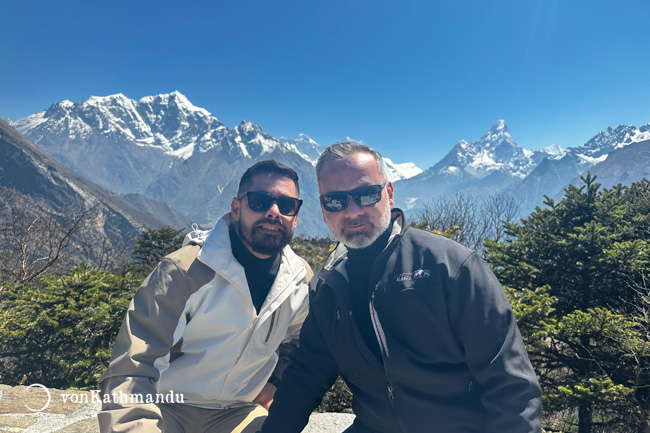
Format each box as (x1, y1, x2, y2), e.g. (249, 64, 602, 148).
(318, 154, 382, 191)
(248, 172, 297, 194)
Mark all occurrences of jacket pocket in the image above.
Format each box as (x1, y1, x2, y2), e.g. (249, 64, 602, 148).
(264, 310, 277, 343)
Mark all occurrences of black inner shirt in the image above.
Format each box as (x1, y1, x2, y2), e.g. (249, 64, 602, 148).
(345, 223, 393, 360)
(229, 227, 281, 314)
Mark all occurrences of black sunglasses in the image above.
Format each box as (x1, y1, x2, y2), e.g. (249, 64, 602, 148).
(319, 182, 387, 213)
(238, 191, 303, 216)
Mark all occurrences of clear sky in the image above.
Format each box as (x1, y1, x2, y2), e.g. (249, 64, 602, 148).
(2, 0, 649, 169)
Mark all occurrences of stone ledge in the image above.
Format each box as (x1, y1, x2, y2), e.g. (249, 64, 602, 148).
(0, 385, 354, 433)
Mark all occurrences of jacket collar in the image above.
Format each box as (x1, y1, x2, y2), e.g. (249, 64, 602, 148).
(197, 213, 307, 321)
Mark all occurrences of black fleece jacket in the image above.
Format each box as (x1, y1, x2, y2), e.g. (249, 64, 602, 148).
(261, 209, 542, 433)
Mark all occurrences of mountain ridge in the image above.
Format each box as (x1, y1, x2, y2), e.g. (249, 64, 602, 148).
(8, 92, 649, 235)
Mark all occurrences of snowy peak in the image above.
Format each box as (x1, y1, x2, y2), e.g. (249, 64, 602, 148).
(480, 119, 510, 143)
(232, 120, 281, 157)
(579, 124, 649, 157)
(139, 91, 213, 119)
(547, 123, 650, 169)
(429, 120, 541, 179)
(135, 91, 224, 154)
(479, 120, 517, 151)
(279, 134, 323, 165)
(11, 92, 227, 159)
(384, 158, 423, 181)
(542, 143, 564, 157)
(86, 93, 131, 106)
(236, 119, 266, 137)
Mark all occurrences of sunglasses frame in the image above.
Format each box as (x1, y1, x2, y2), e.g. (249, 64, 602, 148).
(319, 182, 387, 213)
(237, 190, 303, 216)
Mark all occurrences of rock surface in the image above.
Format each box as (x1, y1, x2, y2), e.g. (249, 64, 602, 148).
(0, 385, 354, 433)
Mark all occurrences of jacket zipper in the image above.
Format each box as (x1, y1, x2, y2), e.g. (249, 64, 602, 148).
(370, 290, 409, 433)
(217, 269, 303, 368)
(323, 274, 408, 432)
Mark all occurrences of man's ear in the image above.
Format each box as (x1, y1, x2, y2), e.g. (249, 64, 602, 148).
(231, 196, 241, 222)
(387, 182, 394, 209)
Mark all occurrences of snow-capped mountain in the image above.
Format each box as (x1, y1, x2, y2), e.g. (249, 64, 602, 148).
(423, 120, 553, 180)
(13, 91, 227, 159)
(393, 120, 559, 211)
(393, 119, 650, 215)
(8, 92, 420, 236)
(9, 92, 231, 196)
(9, 91, 648, 235)
(384, 158, 423, 181)
(512, 123, 650, 214)
(279, 134, 323, 165)
(570, 138, 650, 190)
(9, 93, 324, 234)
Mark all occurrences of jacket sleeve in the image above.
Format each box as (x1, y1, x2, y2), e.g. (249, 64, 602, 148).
(261, 293, 340, 433)
(268, 258, 313, 385)
(97, 258, 192, 433)
(448, 252, 542, 433)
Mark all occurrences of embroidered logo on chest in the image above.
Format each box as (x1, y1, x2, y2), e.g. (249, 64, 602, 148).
(394, 269, 431, 282)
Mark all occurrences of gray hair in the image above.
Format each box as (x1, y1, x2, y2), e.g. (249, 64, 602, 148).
(316, 141, 389, 183)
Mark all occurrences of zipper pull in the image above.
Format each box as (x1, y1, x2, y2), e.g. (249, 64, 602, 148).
(336, 310, 340, 321)
(387, 385, 395, 401)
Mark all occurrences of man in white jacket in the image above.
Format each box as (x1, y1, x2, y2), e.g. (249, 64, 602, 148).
(98, 160, 312, 433)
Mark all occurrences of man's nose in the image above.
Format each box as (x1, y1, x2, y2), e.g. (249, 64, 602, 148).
(343, 197, 364, 216)
(265, 202, 282, 219)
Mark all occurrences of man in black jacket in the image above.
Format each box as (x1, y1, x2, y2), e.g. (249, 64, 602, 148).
(260, 142, 542, 433)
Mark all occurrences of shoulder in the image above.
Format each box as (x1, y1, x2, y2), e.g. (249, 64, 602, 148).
(296, 255, 314, 283)
(401, 227, 475, 260)
(389, 227, 480, 279)
(165, 244, 202, 272)
(162, 244, 215, 294)
(280, 244, 314, 285)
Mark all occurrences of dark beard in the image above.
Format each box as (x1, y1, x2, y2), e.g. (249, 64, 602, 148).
(238, 218, 293, 256)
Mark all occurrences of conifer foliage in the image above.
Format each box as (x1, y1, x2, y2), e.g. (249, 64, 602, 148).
(487, 176, 650, 433)
(0, 265, 139, 388)
(0, 225, 185, 389)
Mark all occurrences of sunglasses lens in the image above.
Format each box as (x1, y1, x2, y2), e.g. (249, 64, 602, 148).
(321, 193, 348, 212)
(321, 184, 385, 212)
(245, 192, 301, 216)
(354, 186, 382, 206)
(247, 192, 274, 212)
(277, 197, 301, 216)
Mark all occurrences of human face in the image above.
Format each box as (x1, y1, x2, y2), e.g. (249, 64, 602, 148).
(231, 173, 299, 258)
(318, 152, 394, 249)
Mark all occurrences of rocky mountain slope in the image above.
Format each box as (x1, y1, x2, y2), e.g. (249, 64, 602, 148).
(0, 119, 179, 268)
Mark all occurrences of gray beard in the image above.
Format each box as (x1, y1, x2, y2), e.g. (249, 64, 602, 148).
(331, 202, 392, 249)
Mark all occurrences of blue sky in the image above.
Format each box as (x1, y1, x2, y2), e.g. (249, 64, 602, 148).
(2, 0, 649, 168)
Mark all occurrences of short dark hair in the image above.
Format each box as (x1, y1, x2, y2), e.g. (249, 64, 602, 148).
(237, 160, 300, 197)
